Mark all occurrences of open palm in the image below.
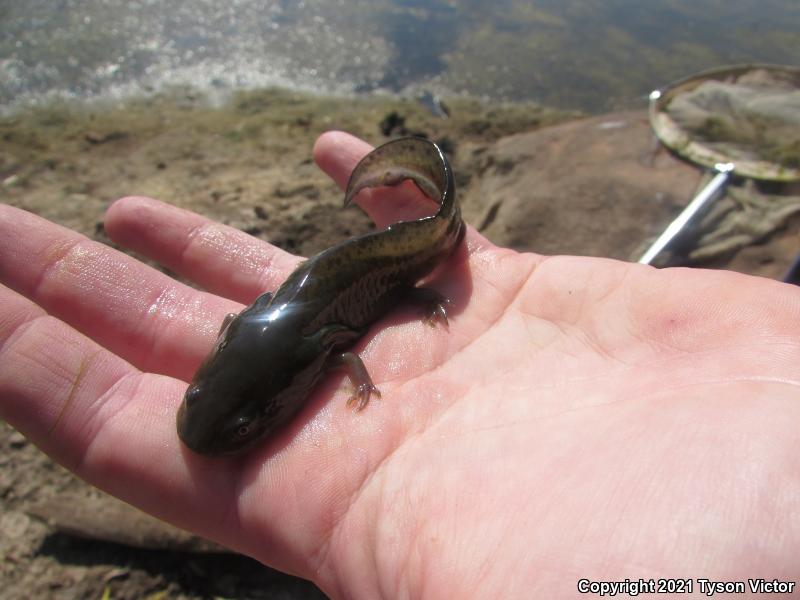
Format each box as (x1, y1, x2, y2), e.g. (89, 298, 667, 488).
(2, 131, 799, 598)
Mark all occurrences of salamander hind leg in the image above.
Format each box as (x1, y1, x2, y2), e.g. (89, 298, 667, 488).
(329, 352, 382, 411)
(406, 286, 452, 330)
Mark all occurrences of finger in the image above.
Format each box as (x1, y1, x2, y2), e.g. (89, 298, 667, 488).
(0, 283, 238, 548)
(313, 131, 444, 229)
(0, 282, 136, 461)
(313, 131, 496, 251)
(0, 204, 237, 381)
(105, 196, 301, 304)
(313, 130, 374, 190)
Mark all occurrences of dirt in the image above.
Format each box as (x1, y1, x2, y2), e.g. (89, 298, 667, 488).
(2, 88, 799, 599)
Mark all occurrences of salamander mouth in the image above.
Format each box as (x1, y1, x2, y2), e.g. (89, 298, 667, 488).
(175, 398, 198, 451)
(175, 394, 218, 455)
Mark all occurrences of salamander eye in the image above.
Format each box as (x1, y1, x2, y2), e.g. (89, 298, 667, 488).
(235, 418, 253, 438)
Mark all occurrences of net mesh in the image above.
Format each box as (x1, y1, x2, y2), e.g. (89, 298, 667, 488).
(665, 68, 800, 170)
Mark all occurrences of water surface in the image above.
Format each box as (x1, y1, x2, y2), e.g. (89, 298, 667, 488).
(2, 0, 798, 112)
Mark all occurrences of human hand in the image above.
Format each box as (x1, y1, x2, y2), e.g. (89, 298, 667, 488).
(1, 131, 799, 598)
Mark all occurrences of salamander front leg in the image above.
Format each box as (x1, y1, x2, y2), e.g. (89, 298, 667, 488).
(218, 313, 238, 336)
(329, 352, 382, 411)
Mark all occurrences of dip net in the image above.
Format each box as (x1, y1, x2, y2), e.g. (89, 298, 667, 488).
(648, 64, 800, 263)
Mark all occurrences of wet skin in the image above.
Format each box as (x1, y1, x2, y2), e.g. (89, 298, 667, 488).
(176, 137, 465, 456)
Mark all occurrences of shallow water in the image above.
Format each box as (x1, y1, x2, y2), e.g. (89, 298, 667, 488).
(2, 0, 798, 113)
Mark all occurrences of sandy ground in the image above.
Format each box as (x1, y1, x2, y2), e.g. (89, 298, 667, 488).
(2, 88, 799, 599)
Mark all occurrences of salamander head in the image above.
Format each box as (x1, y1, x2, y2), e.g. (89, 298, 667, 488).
(177, 376, 268, 457)
(176, 311, 322, 456)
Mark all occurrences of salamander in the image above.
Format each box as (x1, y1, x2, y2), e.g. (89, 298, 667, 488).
(176, 137, 465, 456)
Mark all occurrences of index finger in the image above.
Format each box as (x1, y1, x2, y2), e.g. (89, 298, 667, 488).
(0, 204, 236, 381)
(103, 135, 370, 302)
(313, 131, 441, 229)
(105, 196, 302, 305)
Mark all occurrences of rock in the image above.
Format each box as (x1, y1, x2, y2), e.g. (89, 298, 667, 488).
(379, 111, 406, 136)
(274, 183, 319, 199)
(459, 111, 701, 262)
(27, 492, 230, 554)
(8, 431, 28, 448)
(3, 174, 20, 187)
(84, 131, 128, 145)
